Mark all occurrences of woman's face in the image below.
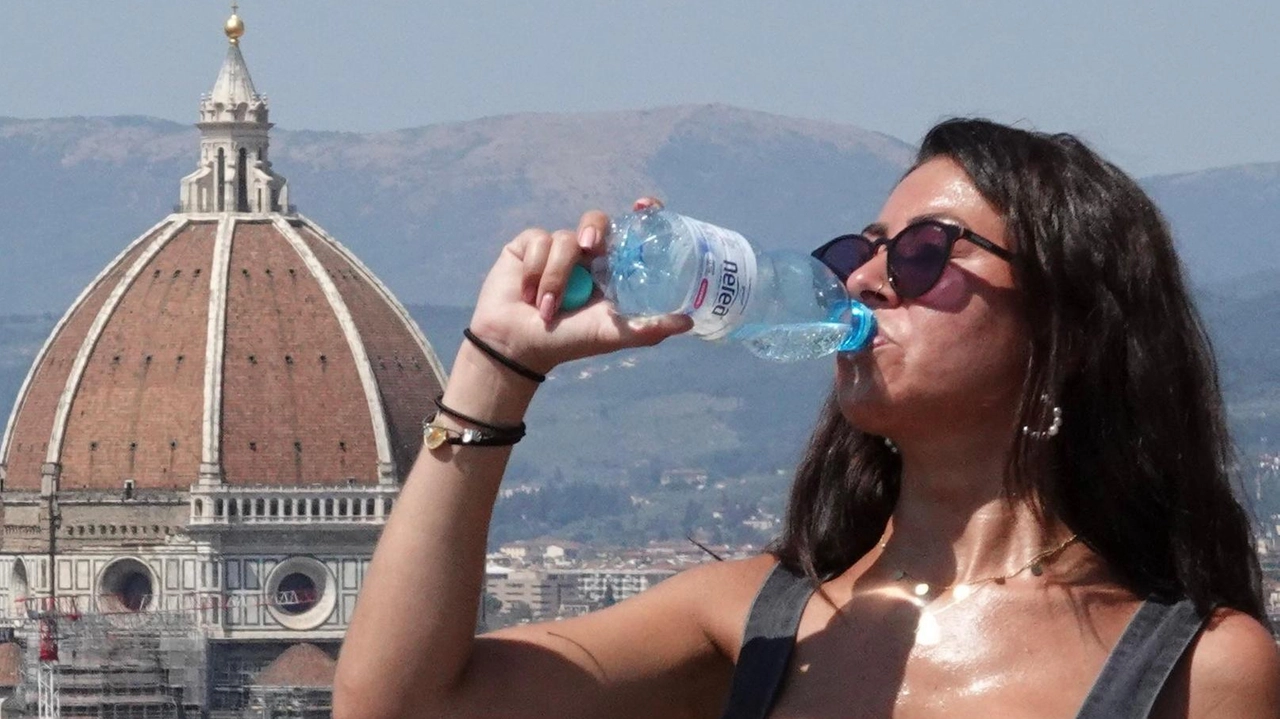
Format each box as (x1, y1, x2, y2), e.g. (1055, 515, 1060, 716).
(836, 157, 1028, 441)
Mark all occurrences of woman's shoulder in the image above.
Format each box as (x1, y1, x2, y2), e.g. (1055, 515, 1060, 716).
(1178, 608, 1280, 718)
(660, 553, 784, 657)
(664, 552, 782, 610)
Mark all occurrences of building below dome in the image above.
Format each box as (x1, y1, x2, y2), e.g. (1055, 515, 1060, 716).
(0, 10, 447, 716)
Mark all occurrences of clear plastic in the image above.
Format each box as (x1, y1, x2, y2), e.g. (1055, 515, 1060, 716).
(579, 208, 875, 362)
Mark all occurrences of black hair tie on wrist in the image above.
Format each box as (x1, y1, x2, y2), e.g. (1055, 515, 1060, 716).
(433, 395, 526, 436)
(463, 328, 546, 384)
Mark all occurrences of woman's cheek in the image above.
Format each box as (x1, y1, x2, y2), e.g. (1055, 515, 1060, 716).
(916, 266, 970, 311)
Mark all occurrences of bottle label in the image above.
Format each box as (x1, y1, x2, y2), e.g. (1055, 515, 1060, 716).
(681, 216, 758, 340)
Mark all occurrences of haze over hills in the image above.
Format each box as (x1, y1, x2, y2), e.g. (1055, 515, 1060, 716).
(0, 106, 1276, 541)
(1144, 163, 1280, 287)
(0, 105, 913, 314)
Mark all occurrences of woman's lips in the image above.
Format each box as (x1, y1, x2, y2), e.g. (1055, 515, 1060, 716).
(838, 330, 891, 358)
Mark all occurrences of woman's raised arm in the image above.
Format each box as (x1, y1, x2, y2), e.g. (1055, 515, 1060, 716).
(332, 207, 768, 718)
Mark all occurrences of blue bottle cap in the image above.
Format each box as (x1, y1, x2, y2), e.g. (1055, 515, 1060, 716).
(560, 264, 595, 312)
(837, 301, 877, 353)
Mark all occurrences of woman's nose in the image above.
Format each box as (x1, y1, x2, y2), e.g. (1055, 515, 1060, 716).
(846, 248, 898, 308)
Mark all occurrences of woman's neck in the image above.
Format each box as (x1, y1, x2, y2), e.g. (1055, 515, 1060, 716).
(879, 432, 1073, 587)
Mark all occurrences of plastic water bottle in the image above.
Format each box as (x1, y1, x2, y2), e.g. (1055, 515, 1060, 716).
(561, 207, 875, 361)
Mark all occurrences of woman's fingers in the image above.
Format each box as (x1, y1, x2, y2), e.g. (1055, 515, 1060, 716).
(576, 210, 610, 257)
(633, 196, 664, 212)
(515, 229, 553, 306)
(475, 201, 689, 370)
(620, 313, 694, 346)
(569, 310, 692, 351)
(535, 229, 584, 322)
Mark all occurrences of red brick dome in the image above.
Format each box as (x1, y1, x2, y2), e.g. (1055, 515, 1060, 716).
(255, 642, 336, 688)
(0, 214, 446, 491)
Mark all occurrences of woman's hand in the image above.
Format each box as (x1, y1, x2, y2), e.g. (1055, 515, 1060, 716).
(467, 199, 693, 375)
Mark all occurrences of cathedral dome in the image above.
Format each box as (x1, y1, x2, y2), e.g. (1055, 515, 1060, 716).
(0, 13, 446, 714)
(0, 17, 446, 494)
(0, 213, 445, 492)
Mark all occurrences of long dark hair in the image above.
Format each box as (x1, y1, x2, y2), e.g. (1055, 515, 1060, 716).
(773, 118, 1266, 621)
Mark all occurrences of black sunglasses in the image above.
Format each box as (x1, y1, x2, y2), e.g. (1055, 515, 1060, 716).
(811, 219, 1015, 299)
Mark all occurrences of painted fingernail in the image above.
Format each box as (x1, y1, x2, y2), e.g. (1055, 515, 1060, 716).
(633, 199, 650, 211)
(579, 226, 597, 250)
(539, 292, 556, 321)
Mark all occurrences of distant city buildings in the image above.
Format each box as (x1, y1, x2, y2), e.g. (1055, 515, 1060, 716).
(1257, 511, 1280, 630)
(480, 539, 756, 628)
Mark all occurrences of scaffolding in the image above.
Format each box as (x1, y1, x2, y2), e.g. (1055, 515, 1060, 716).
(245, 686, 332, 719)
(6, 588, 327, 718)
(14, 596, 204, 718)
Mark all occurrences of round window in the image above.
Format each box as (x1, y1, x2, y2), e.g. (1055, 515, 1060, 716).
(265, 557, 335, 630)
(275, 572, 318, 615)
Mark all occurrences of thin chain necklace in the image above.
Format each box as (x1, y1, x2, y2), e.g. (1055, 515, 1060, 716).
(877, 533, 1080, 601)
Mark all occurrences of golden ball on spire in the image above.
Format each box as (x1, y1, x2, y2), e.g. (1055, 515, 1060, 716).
(224, 12, 246, 44)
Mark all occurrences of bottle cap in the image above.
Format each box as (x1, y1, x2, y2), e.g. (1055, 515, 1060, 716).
(560, 264, 595, 311)
(837, 301, 877, 353)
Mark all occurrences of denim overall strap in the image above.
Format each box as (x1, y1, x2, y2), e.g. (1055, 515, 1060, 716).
(1075, 597, 1206, 719)
(719, 562, 817, 719)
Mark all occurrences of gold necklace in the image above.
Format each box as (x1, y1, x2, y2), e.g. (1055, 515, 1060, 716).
(877, 533, 1080, 600)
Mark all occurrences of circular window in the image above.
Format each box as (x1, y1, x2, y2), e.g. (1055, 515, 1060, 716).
(265, 557, 335, 630)
(275, 572, 318, 615)
(98, 558, 156, 612)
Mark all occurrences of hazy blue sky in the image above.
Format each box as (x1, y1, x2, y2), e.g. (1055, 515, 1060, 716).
(4, 1, 1279, 177)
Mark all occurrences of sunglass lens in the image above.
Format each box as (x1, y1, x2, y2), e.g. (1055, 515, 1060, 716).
(815, 236, 875, 281)
(892, 223, 951, 297)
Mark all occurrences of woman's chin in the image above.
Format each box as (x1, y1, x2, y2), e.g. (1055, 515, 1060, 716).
(835, 361, 886, 409)
(837, 390, 894, 434)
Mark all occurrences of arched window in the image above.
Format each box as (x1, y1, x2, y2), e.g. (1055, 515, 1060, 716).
(216, 147, 226, 211)
(236, 147, 249, 212)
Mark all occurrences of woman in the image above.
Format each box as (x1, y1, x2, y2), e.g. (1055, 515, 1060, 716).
(334, 119, 1280, 718)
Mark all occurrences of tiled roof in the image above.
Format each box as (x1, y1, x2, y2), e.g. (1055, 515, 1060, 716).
(255, 642, 336, 688)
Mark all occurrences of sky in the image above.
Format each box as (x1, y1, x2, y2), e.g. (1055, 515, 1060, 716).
(4, 1, 1280, 177)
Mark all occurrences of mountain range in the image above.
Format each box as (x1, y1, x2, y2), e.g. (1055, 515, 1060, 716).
(0, 107, 1275, 532)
